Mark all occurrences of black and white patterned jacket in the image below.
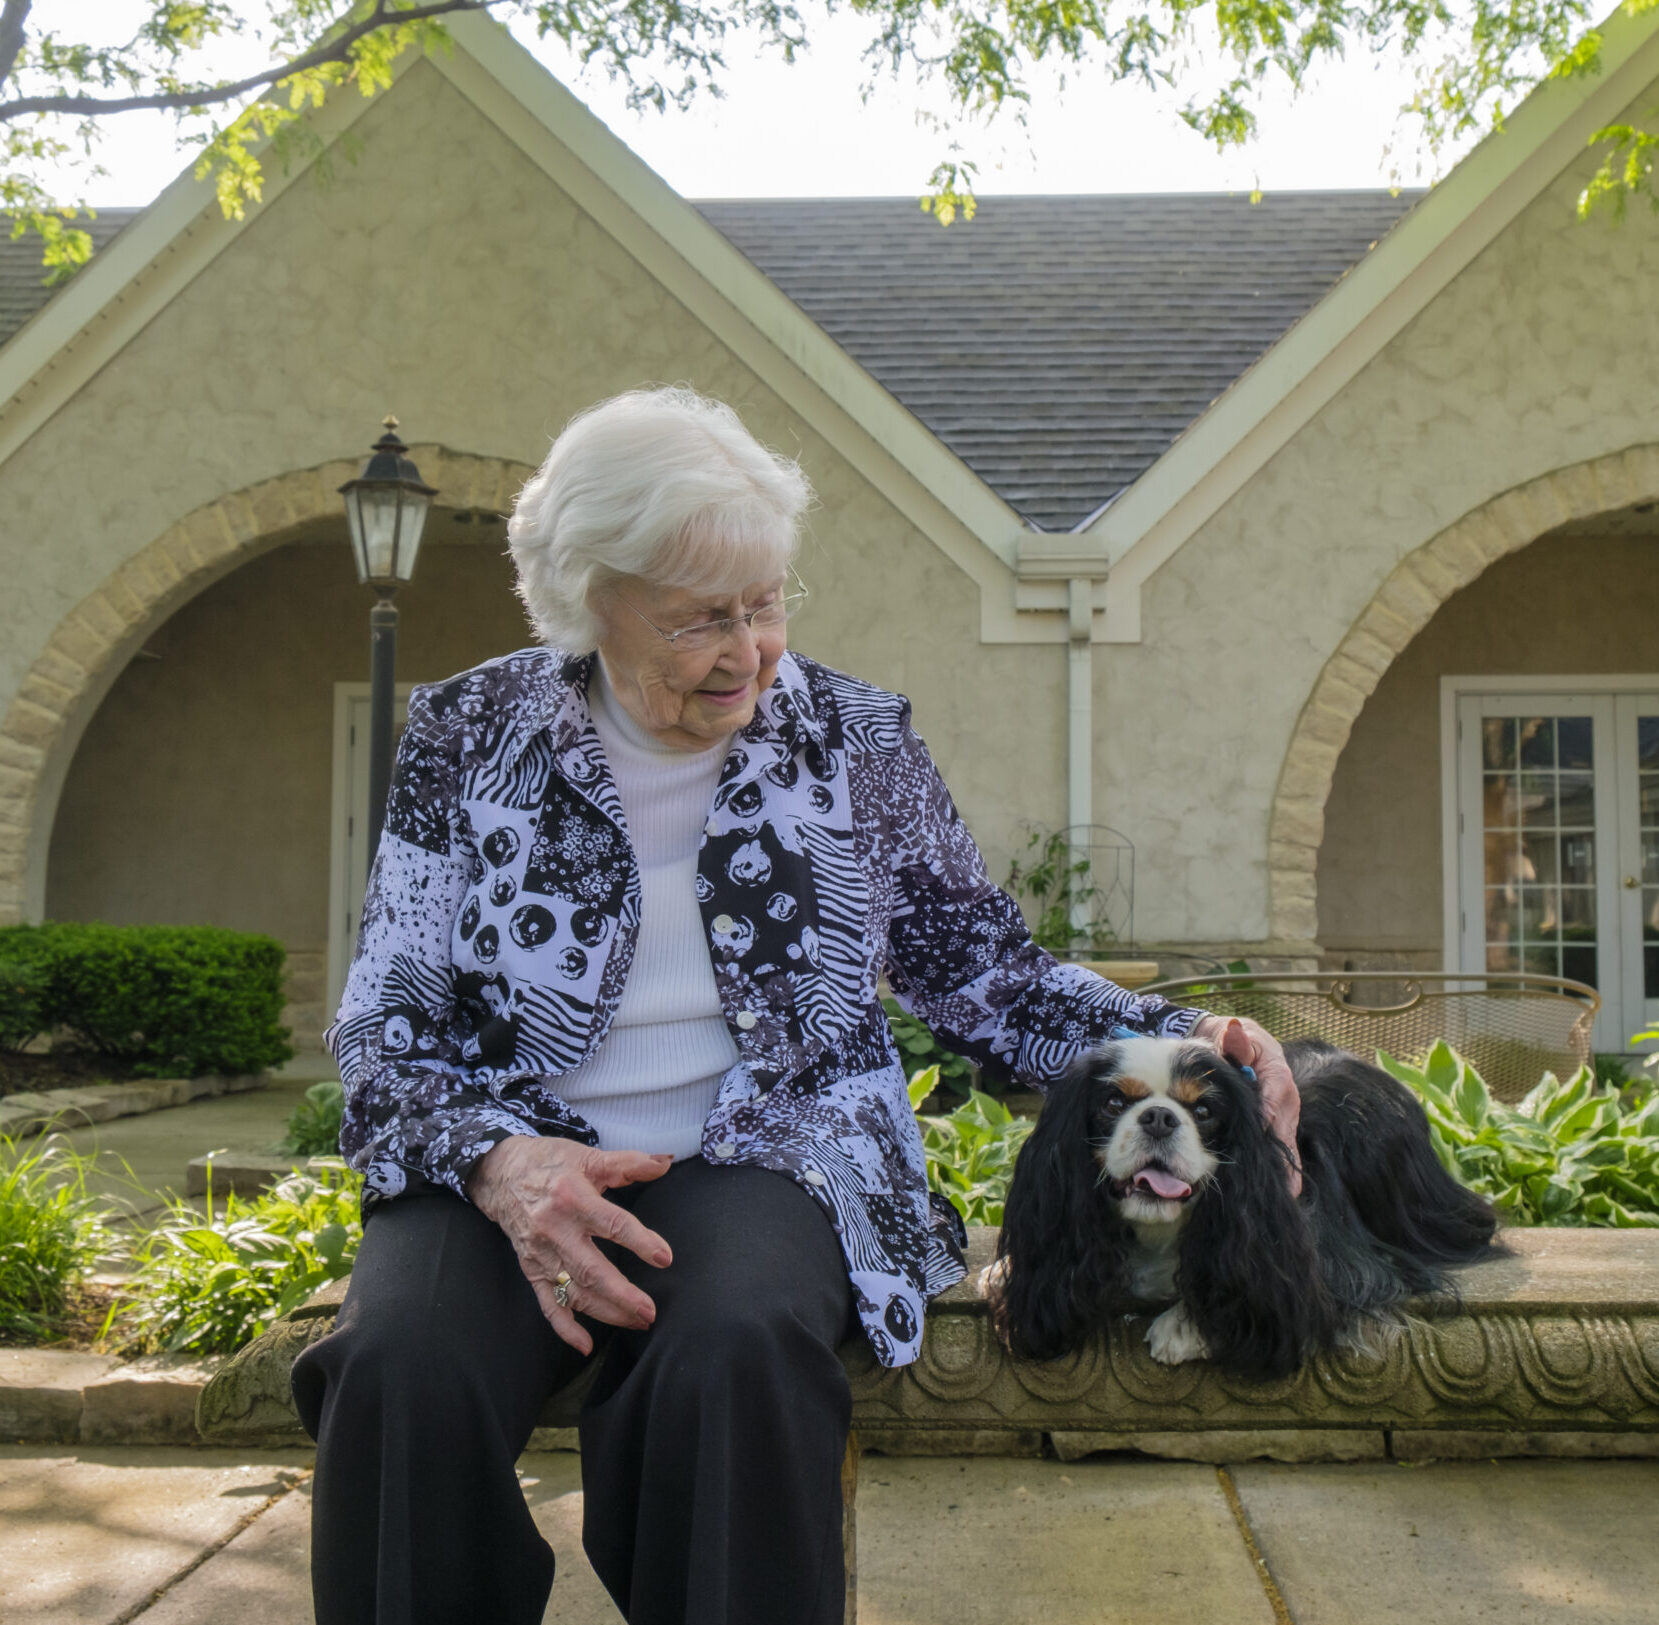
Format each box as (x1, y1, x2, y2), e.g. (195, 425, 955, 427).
(327, 646, 1201, 1367)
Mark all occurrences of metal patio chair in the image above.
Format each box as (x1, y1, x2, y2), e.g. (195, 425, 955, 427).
(1136, 971, 1601, 1103)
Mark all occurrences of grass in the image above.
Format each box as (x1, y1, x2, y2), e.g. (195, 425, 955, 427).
(0, 1130, 112, 1340)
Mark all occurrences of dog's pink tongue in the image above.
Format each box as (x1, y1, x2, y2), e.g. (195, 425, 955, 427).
(1133, 1168, 1192, 1200)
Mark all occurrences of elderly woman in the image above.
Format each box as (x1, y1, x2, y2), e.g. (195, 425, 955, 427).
(294, 387, 1299, 1625)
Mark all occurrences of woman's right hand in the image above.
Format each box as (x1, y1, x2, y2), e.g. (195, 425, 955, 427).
(467, 1136, 675, 1355)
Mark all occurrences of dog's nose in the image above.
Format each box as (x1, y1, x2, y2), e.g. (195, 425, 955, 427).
(1139, 1105, 1180, 1140)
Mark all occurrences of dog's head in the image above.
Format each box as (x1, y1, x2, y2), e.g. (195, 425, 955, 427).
(995, 1027, 1323, 1376)
(1085, 1034, 1239, 1227)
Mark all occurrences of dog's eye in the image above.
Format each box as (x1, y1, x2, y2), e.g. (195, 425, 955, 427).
(1100, 1094, 1126, 1116)
(1192, 1100, 1213, 1120)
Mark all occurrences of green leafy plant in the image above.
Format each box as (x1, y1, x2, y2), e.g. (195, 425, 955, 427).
(910, 1065, 1034, 1228)
(278, 1080, 345, 1156)
(883, 998, 977, 1099)
(0, 1131, 112, 1339)
(1004, 830, 1118, 958)
(118, 1163, 362, 1354)
(0, 922, 294, 1078)
(1379, 1041, 1659, 1228)
(0, 953, 51, 1052)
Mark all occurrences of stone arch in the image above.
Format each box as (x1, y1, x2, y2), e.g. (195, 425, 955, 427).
(0, 448, 535, 924)
(1268, 444, 1659, 944)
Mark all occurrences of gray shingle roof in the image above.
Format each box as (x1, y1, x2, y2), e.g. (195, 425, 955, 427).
(697, 193, 1421, 530)
(2, 194, 1420, 532)
(0, 210, 142, 352)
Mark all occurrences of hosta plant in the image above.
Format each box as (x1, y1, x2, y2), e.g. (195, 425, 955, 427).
(119, 1162, 363, 1354)
(1379, 1042, 1659, 1228)
(910, 1065, 1033, 1228)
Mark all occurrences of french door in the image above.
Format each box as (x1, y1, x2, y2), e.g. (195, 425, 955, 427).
(1449, 681, 1659, 1056)
(326, 684, 412, 1017)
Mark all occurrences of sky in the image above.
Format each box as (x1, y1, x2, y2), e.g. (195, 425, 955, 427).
(28, 2, 1485, 207)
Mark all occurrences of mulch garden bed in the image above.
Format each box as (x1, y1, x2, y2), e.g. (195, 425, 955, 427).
(0, 1049, 145, 1098)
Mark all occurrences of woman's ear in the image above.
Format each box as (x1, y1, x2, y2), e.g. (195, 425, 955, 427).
(996, 1053, 1128, 1362)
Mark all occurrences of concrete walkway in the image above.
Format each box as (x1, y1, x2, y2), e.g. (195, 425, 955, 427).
(3, 1446, 1655, 1624)
(50, 1054, 336, 1232)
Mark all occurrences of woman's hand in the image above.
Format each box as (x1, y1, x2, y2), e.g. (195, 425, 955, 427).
(467, 1137, 675, 1355)
(1191, 1014, 1303, 1198)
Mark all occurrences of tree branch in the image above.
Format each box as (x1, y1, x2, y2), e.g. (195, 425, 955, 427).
(0, 0, 492, 123)
(0, 0, 32, 98)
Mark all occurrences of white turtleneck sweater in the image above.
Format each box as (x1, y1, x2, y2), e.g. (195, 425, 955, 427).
(554, 662, 739, 1158)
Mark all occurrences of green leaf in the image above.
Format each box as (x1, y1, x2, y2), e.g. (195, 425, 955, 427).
(908, 1065, 941, 1111)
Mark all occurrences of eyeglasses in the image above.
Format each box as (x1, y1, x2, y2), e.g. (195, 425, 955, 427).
(621, 579, 809, 654)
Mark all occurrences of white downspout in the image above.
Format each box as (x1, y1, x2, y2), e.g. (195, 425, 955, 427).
(1067, 576, 1095, 939)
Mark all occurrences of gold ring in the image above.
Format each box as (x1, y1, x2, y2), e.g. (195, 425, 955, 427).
(552, 1271, 572, 1309)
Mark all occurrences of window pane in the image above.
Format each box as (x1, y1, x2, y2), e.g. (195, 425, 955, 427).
(1559, 887, 1597, 937)
(1484, 774, 1520, 830)
(1638, 717, 1659, 771)
(1562, 944, 1598, 989)
(1522, 886, 1560, 942)
(1523, 945, 1560, 976)
(1557, 774, 1594, 828)
(1559, 716, 1594, 770)
(1482, 717, 1517, 771)
(1485, 888, 1518, 951)
(1485, 831, 1524, 889)
(1562, 835, 1597, 885)
(1522, 834, 1559, 885)
(1644, 835, 1659, 887)
(1641, 775, 1659, 822)
(1486, 942, 1520, 973)
(1521, 773, 1557, 827)
(1519, 718, 1556, 768)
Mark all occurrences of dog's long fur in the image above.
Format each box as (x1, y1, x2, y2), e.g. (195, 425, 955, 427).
(994, 1035, 1500, 1380)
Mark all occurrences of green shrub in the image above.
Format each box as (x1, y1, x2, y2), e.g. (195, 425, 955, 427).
(1380, 1041, 1659, 1227)
(884, 997, 978, 1098)
(1004, 828, 1119, 957)
(909, 1065, 1034, 1227)
(0, 954, 52, 1051)
(0, 922, 294, 1078)
(278, 1080, 345, 1156)
(119, 1163, 362, 1354)
(0, 1132, 112, 1339)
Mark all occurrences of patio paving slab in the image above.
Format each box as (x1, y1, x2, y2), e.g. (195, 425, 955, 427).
(854, 1456, 1276, 1625)
(0, 1446, 310, 1625)
(1232, 1458, 1659, 1624)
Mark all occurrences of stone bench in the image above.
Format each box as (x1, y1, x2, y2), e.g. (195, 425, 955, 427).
(198, 1225, 1659, 1458)
(198, 1225, 1659, 1621)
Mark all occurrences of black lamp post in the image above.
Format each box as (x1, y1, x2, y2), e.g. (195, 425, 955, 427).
(339, 416, 437, 867)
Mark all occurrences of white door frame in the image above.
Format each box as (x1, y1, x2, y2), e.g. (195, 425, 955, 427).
(1440, 674, 1659, 1055)
(326, 681, 414, 1020)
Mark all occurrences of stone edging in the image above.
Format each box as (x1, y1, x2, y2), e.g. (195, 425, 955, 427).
(181, 1225, 1659, 1465)
(0, 1071, 269, 1137)
(0, 1350, 225, 1447)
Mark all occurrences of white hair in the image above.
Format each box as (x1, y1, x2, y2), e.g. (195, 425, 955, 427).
(507, 386, 812, 652)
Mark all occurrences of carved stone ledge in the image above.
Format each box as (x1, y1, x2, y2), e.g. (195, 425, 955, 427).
(197, 1227, 1659, 1449)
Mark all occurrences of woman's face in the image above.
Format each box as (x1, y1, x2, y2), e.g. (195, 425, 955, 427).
(593, 572, 788, 751)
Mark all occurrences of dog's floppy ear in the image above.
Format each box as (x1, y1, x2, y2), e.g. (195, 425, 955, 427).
(1177, 1066, 1333, 1381)
(996, 1049, 1129, 1362)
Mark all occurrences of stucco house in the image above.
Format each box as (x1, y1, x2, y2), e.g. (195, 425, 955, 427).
(0, 10, 1655, 1057)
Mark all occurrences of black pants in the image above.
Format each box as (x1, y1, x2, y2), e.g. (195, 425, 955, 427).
(292, 1157, 856, 1625)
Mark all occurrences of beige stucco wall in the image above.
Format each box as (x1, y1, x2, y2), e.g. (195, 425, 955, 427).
(1315, 530, 1659, 962)
(0, 57, 1066, 954)
(1098, 84, 1659, 950)
(7, 41, 1659, 991)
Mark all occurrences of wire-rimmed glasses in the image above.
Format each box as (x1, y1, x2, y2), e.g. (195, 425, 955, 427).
(621, 577, 809, 654)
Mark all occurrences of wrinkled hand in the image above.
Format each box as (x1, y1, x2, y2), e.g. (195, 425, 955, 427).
(1192, 1014, 1303, 1198)
(467, 1137, 674, 1354)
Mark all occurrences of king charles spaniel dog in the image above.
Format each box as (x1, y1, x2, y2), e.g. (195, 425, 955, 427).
(992, 1028, 1500, 1380)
